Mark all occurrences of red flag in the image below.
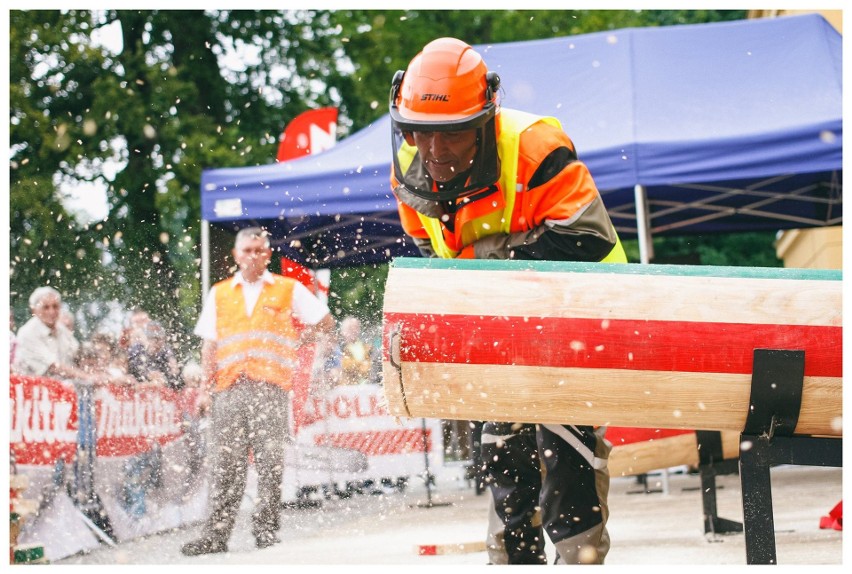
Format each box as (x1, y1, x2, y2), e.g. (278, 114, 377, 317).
(280, 257, 330, 303)
(280, 256, 316, 291)
(276, 107, 338, 162)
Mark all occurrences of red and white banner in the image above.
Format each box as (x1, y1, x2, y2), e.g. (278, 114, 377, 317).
(11, 375, 210, 555)
(10, 375, 79, 466)
(9, 375, 200, 462)
(93, 384, 190, 457)
(283, 384, 443, 494)
(276, 107, 338, 162)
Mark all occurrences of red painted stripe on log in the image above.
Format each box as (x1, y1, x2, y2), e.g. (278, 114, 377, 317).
(606, 427, 693, 446)
(383, 313, 841, 377)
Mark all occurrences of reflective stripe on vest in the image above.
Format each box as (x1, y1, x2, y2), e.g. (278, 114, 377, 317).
(213, 276, 299, 391)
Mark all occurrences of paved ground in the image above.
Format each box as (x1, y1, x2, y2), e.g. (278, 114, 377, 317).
(55, 464, 842, 567)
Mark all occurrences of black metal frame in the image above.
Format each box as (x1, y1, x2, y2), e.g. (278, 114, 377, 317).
(72, 383, 117, 543)
(695, 430, 742, 535)
(737, 349, 842, 564)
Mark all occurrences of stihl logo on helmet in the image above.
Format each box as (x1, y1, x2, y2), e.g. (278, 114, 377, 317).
(421, 93, 450, 102)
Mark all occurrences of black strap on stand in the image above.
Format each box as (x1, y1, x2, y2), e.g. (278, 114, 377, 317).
(695, 430, 742, 535)
(739, 349, 842, 565)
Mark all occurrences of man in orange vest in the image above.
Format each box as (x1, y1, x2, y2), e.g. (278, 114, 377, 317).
(389, 38, 626, 564)
(181, 227, 335, 556)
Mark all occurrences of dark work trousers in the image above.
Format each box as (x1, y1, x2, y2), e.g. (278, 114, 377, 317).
(481, 422, 611, 564)
(204, 379, 290, 543)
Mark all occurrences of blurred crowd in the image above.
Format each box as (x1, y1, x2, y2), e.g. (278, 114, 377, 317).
(325, 315, 382, 387)
(8, 284, 393, 532)
(10, 286, 193, 392)
(9, 285, 382, 392)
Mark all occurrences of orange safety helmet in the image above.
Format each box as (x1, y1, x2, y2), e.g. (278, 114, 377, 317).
(390, 38, 502, 202)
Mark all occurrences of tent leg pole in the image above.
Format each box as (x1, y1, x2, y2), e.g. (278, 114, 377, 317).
(201, 219, 211, 296)
(634, 184, 654, 264)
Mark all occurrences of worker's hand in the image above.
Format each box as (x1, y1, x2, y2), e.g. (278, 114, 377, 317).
(457, 234, 513, 260)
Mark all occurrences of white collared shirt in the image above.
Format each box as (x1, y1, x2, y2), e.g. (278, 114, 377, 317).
(193, 270, 330, 341)
(12, 317, 80, 376)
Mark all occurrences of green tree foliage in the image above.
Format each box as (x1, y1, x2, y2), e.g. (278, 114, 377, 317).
(9, 9, 346, 343)
(623, 231, 783, 268)
(9, 11, 112, 322)
(328, 264, 389, 322)
(10, 9, 751, 342)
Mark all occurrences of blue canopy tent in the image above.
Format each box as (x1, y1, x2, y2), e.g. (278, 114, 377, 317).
(200, 13, 841, 285)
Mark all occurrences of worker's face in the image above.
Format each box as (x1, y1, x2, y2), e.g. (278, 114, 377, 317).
(410, 129, 477, 183)
(233, 235, 272, 280)
(32, 294, 61, 329)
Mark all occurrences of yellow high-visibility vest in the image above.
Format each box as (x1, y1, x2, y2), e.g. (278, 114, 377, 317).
(213, 275, 300, 391)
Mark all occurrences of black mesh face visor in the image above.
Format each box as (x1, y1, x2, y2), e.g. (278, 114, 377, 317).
(391, 114, 500, 203)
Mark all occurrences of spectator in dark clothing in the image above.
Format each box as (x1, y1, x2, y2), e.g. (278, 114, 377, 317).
(119, 307, 150, 350)
(127, 321, 181, 390)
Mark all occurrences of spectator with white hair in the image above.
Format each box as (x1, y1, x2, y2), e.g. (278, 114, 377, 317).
(12, 286, 103, 384)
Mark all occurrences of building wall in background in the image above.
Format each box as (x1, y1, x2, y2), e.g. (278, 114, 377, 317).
(775, 227, 842, 270)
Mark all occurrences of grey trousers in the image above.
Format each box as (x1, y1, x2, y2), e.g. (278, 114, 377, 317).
(204, 379, 290, 542)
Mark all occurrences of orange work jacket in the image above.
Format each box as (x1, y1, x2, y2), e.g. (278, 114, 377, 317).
(392, 108, 625, 263)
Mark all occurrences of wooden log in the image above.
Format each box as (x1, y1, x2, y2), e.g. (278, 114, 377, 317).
(608, 430, 740, 478)
(382, 259, 841, 437)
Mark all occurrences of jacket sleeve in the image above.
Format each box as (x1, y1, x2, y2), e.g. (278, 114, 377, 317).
(394, 187, 437, 257)
(473, 123, 619, 262)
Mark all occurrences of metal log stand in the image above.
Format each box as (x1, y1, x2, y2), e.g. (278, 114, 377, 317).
(416, 417, 452, 509)
(695, 430, 742, 536)
(738, 349, 842, 564)
(73, 383, 116, 544)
